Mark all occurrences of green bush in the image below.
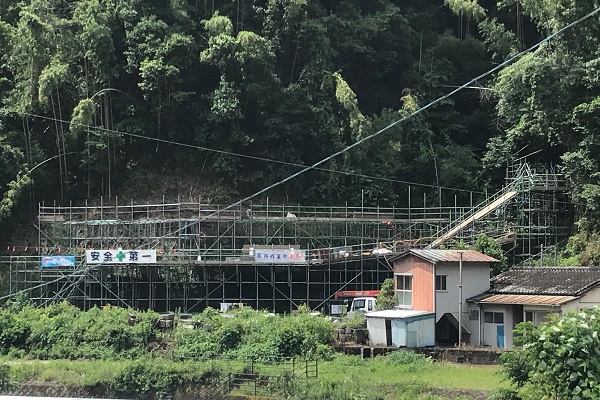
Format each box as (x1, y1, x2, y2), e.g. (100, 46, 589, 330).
(231, 341, 279, 361)
(113, 358, 220, 399)
(0, 363, 10, 393)
(174, 309, 334, 361)
(499, 348, 531, 389)
(503, 308, 600, 399)
(173, 327, 220, 359)
(0, 302, 335, 362)
(215, 320, 244, 352)
(113, 359, 172, 397)
(487, 388, 522, 400)
(343, 313, 366, 329)
(0, 302, 158, 360)
(0, 308, 33, 354)
(375, 278, 396, 310)
(382, 350, 432, 366)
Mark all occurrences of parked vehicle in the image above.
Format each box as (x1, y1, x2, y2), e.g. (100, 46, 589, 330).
(348, 296, 377, 316)
(331, 290, 380, 316)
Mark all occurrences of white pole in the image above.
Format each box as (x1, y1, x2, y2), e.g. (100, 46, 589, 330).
(458, 251, 463, 347)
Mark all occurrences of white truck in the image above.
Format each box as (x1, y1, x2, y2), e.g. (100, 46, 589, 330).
(348, 297, 376, 316)
(331, 290, 379, 316)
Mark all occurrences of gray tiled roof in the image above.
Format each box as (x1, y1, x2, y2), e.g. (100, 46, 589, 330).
(489, 267, 600, 296)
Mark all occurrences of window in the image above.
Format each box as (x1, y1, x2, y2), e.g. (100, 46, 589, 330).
(436, 275, 447, 291)
(367, 300, 373, 311)
(395, 275, 412, 307)
(353, 299, 365, 309)
(484, 312, 504, 324)
(524, 310, 554, 324)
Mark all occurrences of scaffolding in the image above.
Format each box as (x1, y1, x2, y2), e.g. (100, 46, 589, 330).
(2, 162, 574, 312)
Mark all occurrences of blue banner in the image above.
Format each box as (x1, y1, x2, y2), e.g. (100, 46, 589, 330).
(41, 256, 76, 267)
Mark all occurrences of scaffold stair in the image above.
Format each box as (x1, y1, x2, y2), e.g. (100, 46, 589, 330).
(427, 191, 518, 248)
(427, 164, 533, 249)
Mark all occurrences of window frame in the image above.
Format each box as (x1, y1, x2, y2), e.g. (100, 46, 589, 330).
(484, 311, 504, 324)
(395, 274, 413, 308)
(435, 275, 447, 291)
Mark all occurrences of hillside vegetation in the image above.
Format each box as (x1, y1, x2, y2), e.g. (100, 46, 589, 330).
(0, 1, 599, 258)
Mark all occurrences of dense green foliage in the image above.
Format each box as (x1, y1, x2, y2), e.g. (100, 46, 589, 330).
(112, 358, 220, 399)
(375, 277, 396, 310)
(0, 0, 574, 214)
(0, 302, 333, 361)
(500, 307, 600, 399)
(473, 233, 508, 275)
(0, 302, 158, 359)
(0, 363, 9, 394)
(174, 307, 334, 361)
(0, 0, 598, 257)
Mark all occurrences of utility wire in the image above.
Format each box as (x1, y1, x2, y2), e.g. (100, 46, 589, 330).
(15, 112, 484, 194)
(3, 6, 598, 302)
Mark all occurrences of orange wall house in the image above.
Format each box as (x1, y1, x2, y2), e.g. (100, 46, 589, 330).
(393, 255, 434, 312)
(391, 249, 497, 346)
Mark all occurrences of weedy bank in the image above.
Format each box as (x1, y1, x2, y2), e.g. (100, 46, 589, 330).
(0, 301, 505, 399)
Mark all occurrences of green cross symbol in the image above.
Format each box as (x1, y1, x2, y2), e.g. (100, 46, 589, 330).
(116, 251, 126, 262)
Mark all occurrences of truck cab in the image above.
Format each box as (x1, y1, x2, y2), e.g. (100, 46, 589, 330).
(348, 297, 376, 316)
(331, 290, 380, 316)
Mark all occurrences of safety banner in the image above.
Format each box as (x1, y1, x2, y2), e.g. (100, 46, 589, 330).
(85, 249, 157, 264)
(254, 249, 306, 264)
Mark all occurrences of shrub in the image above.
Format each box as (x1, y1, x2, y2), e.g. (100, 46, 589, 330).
(0, 309, 32, 354)
(343, 313, 366, 329)
(113, 358, 220, 399)
(173, 327, 220, 360)
(0, 302, 158, 360)
(499, 348, 531, 388)
(0, 363, 10, 393)
(113, 359, 173, 397)
(487, 388, 521, 400)
(382, 350, 432, 366)
(375, 278, 395, 310)
(504, 308, 600, 399)
(215, 321, 244, 352)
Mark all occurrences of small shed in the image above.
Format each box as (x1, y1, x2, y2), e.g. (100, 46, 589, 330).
(366, 309, 435, 348)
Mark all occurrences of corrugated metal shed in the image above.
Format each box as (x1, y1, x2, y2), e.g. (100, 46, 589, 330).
(394, 249, 499, 263)
(366, 309, 435, 347)
(475, 294, 577, 306)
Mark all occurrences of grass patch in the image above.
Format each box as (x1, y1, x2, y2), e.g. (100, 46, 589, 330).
(6, 353, 506, 399)
(9, 360, 120, 386)
(317, 354, 507, 391)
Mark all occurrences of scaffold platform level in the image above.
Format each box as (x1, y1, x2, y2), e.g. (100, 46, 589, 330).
(5, 253, 396, 313)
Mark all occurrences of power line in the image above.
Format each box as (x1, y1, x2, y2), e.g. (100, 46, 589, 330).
(15, 112, 484, 194)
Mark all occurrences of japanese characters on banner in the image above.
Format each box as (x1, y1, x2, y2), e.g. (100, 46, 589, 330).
(85, 249, 157, 265)
(41, 256, 76, 268)
(254, 248, 306, 264)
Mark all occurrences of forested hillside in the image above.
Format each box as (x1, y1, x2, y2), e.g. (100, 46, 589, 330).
(0, 1, 599, 255)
